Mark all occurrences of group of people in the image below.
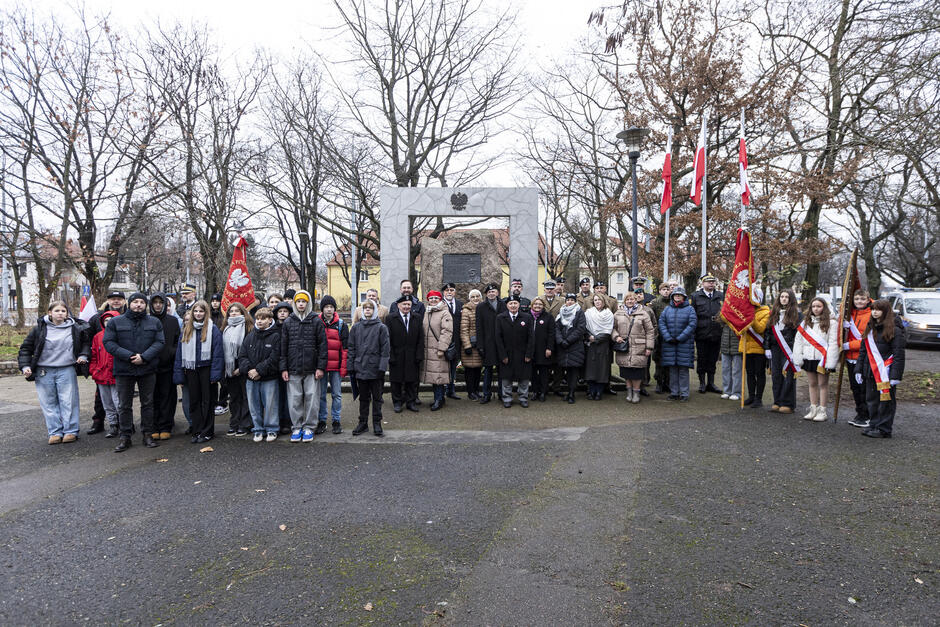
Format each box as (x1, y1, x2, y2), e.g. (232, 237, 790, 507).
(18, 273, 906, 448)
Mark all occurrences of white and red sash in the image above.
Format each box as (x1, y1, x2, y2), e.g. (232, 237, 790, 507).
(797, 321, 828, 373)
(864, 333, 894, 402)
(843, 318, 863, 342)
(771, 323, 800, 373)
(747, 326, 764, 348)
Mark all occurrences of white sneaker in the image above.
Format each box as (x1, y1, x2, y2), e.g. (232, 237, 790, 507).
(214, 405, 226, 415)
(253, 432, 264, 442)
(720, 393, 730, 399)
(729, 394, 740, 401)
(803, 405, 817, 419)
(265, 433, 277, 442)
(812, 406, 828, 422)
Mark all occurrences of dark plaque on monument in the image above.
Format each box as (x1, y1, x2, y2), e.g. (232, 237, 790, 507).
(442, 253, 481, 284)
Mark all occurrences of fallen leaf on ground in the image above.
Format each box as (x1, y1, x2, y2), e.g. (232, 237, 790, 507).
(107, 536, 116, 540)
(737, 582, 754, 589)
(363, 602, 373, 611)
(240, 547, 249, 551)
(278, 524, 286, 531)
(155, 458, 168, 463)
(914, 577, 923, 584)
(199, 446, 213, 453)
(255, 489, 265, 492)
(193, 481, 202, 485)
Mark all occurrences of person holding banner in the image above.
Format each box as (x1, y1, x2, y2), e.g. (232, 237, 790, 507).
(854, 300, 905, 438)
(765, 289, 802, 414)
(843, 290, 873, 428)
(739, 287, 770, 409)
(793, 297, 839, 422)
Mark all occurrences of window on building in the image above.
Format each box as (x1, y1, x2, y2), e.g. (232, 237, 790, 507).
(616, 293, 623, 301)
(359, 269, 369, 281)
(611, 254, 619, 262)
(616, 272, 624, 282)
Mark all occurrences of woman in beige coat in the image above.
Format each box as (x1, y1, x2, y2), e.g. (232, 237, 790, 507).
(421, 290, 454, 411)
(613, 291, 656, 403)
(459, 289, 483, 400)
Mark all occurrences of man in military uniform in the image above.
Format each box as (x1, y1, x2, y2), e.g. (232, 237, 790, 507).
(540, 280, 563, 317)
(690, 273, 725, 394)
(502, 278, 531, 313)
(650, 282, 673, 394)
(632, 276, 655, 305)
(576, 277, 594, 311)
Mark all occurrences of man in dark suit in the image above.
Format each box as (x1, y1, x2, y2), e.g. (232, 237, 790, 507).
(386, 296, 424, 413)
(441, 282, 463, 400)
(495, 296, 536, 408)
(474, 283, 507, 404)
(690, 273, 725, 394)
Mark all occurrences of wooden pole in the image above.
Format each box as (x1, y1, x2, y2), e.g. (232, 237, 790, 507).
(740, 340, 747, 409)
(832, 355, 846, 423)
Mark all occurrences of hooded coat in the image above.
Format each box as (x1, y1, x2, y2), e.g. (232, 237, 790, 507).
(658, 294, 697, 367)
(103, 294, 165, 377)
(149, 292, 181, 373)
(614, 306, 656, 368)
(475, 297, 507, 367)
(554, 307, 587, 368)
(347, 310, 390, 380)
(90, 312, 117, 385)
(421, 302, 454, 385)
(279, 293, 328, 375)
(459, 301, 483, 369)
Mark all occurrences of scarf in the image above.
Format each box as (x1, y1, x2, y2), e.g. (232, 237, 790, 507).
(222, 315, 246, 375)
(181, 319, 213, 370)
(584, 306, 614, 337)
(619, 304, 640, 315)
(557, 302, 579, 327)
(487, 297, 498, 311)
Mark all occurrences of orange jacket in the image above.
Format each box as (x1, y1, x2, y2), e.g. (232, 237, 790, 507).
(844, 305, 872, 362)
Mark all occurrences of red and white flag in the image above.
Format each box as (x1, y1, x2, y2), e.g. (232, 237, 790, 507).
(738, 111, 751, 207)
(719, 228, 757, 335)
(660, 131, 673, 215)
(221, 236, 256, 312)
(78, 285, 97, 322)
(690, 114, 706, 206)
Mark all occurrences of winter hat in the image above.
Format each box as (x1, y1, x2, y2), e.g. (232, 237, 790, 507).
(293, 290, 311, 303)
(426, 290, 443, 300)
(319, 295, 337, 310)
(100, 310, 118, 324)
(273, 301, 293, 316)
(284, 289, 296, 300)
(671, 286, 688, 298)
(211, 293, 222, 302)
(129, 292, 148, 305)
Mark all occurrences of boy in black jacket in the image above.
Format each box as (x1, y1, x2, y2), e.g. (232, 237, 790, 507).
(239, 308, 282, 442)
(149, 292, 181, 440)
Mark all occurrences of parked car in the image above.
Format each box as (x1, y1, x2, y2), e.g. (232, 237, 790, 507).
(886, 288, 940, 347)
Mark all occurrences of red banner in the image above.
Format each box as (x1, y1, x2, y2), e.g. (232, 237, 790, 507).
(720, 228, 758, 334)
(221, 236, 256, 312)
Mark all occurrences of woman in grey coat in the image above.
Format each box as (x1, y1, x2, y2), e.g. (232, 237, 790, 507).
(347, 300, 390, 436)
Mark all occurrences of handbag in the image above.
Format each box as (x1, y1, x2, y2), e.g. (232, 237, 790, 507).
(429, 314, 458, 361)
(612, 315, 635, 353)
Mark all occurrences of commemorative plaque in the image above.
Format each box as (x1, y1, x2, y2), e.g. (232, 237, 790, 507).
(442, 253, 481, 284)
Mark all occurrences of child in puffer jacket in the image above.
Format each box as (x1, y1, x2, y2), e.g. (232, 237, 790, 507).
(317, 295, 348, 434)
(90, 311, 121, 438)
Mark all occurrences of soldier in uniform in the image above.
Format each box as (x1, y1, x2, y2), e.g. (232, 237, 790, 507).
(690, 273, 725, 394)
(576, 277, 594, 311)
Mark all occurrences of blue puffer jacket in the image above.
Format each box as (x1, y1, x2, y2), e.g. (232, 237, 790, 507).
(658, 300, 697, 367)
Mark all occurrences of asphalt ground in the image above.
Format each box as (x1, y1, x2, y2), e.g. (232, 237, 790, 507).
(0, 357, 936, 625)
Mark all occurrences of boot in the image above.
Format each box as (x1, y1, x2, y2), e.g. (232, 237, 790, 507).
(632, 389, 641, 404)
(566, 393, 575, 404)
(352, 419, 369, 436)
(105, 424, 119, 438)
(143, 433, 159, 448)
(654, 383, 665, 394)
(812, 406, 828, 422)
(87, 420, 104, 435)
(698, 375, 707, 393)
(803, 405, 817, 420)
(705, 373, 721, 394)
(373, 418, 384, 437)
(114, 436, 132, 452)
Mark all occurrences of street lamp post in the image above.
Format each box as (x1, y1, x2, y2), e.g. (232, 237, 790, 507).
(616, 126, 650, 281)
(298, 231, 309, 293)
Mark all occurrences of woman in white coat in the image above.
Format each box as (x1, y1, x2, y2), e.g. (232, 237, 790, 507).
(792, 297, 840, 422)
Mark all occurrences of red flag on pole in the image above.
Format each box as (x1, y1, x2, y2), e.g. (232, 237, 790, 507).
(690, 116, 706, 206)
(739, 111, 751, 207)
(660, 131, 673, 215)
(719, 228, 758, 335)
(221, 236, 256, 312)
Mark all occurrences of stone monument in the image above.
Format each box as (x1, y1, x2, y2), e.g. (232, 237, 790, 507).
(419, 230, 503, 298)
(379, 187, 539, 304)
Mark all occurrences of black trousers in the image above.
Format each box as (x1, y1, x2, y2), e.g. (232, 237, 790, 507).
(464, 367, 481, 395)
(865, 380, 896, 435)
(745, 354, 767, 403)
(115, 373, 156, 437)
(153, 369, 178, 432)
(278, 379, 291, 429)
(92, 386, 105, 424)
(769, 348, 797, 409)
(185, 367, 214, 437)
(695, 338, 721, 376)
(211, 379, 229, 409)
(565, 367, 580, 398)
(357, 378, 384, 426)
(391, 381, 418, 405)
(481, 365, 499, 397)
(847, 361, 870, 420)
(531, 364, 550, 398)
(226, 374, 251, 430)
(550, 363, 564, 392)
(653, 337, 669, 388)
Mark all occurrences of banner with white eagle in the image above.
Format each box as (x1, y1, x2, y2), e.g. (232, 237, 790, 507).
(221, 236, 256, 312)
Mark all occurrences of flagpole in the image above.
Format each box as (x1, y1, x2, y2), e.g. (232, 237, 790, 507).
(739, 109, 746, 228)
(701, 110, 708, 277)
(663, 128, 673, 283)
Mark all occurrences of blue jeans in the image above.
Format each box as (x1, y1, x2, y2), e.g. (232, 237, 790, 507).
(35, 366, 80, 436)
(669, 366, 690, 398)
(247, 379, 279, 434)
(318, 370, 342, 424)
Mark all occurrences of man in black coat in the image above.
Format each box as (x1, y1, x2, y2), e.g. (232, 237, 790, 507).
(279, 290, 328, 441)
(103, 292, 165, 451)
(690, 274, 725, 393)
(149, 292, 181, 439)
(495, 297, 536, 408)
(501, 278, 531, 313)
(475, 283, 507, 404)
(86, 290, 126, 434)
(441, 282, 464, 400)
(386, 297, 424, 412)
(387, 279, 426, 318)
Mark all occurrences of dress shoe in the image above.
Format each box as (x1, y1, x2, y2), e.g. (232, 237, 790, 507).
(749, 402, 763, 409)
(143, 434, 159, 448)
(405, 402, 419, 412)
(554, 390, 565, 397)
(480, 395, 491, 405)
(191, 435, 201, 443)
(520, 399, 529, 408)
(639, 388, 649, 397)
(105, 425, 119, 438)
(446, 392, 461, 400)
(698, 383, 707, 393)
(332, 422, 343, 434)
(373, 427, 384, 437)
(666, 395, 679, 401)
(537, 393, 546, 402)
(114, 436, 132, 452)
(87, 421, 104, 435)
(430, 399, 444, 411)
(503, 401, 512, 408)
(566, 395, 575, 404)
(862, 428, 890, 438)
(742, 397, 755, 406)
(352, 421, 369, 436)
(413, 398, 423, 406)
(705, 384, 722, 394)
(467, 392, 480, 401)
(778, 407, 793, 414)
(393, 402, 403, 413)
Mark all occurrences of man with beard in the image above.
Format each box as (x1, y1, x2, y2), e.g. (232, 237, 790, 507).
(388, 279, 426, 318)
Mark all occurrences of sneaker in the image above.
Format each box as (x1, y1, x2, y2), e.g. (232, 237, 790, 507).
(729, 394, 740, 401)
(302, 428, 315, 443)
(314, 422, 327, 435)
(812, 406, 828, 422)
(848, 418, 870, 428)
(266, 433, 278, 442)
(253, 432, 264, 442)
(214, 405, 227, 415)
(290, 429, 302, 443)
(720, 393, 730, 399)
(234, 429, 249, 437)
(226, 429, 237, 436)
(803, 405, 817, 419)
(332, 421, 343, 435)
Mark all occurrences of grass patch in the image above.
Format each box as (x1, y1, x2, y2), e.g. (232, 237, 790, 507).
(0, 326, 27, 359)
